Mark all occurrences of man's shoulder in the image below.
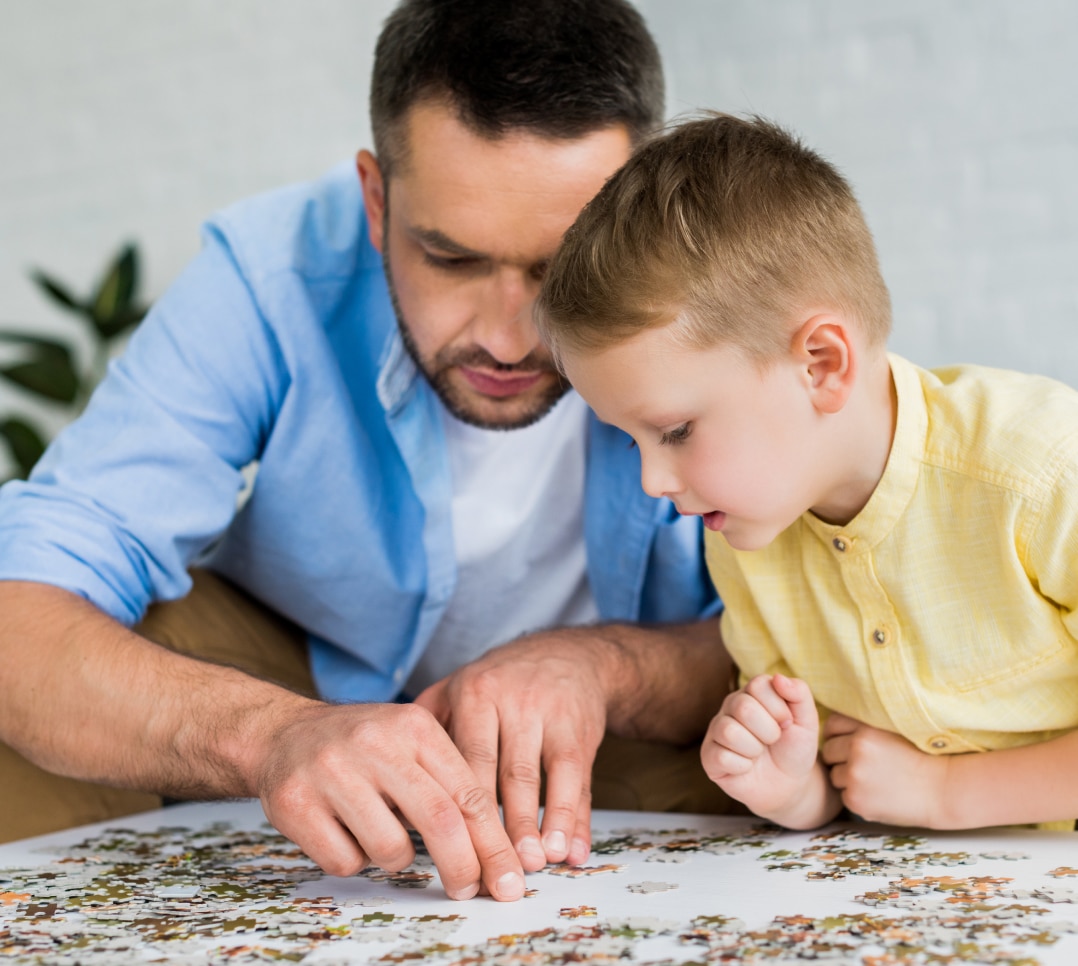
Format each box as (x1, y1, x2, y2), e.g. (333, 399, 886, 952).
(206, 160, 381, 288)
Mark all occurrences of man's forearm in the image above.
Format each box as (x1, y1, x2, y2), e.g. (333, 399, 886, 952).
(587, 616, 730, 745)
(0, 580, 316, 798)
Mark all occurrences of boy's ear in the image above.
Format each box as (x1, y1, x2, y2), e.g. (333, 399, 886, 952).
(791, 314, 856, 415)
(356, 150, 387, 253)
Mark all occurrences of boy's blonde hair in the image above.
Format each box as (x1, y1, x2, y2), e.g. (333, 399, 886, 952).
(536, 113, 892, 363)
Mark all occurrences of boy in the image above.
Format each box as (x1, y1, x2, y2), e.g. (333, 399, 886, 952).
(536, 113, 1078, 831)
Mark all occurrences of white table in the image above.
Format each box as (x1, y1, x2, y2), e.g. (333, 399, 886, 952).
(2, 799, 1077, 963)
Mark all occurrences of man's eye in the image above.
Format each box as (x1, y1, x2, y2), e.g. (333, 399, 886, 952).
(659, 423, 692, 446)
(423, 252, 478, 271)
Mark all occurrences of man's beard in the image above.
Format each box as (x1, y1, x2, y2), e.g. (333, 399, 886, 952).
(380, 231, 570, 431)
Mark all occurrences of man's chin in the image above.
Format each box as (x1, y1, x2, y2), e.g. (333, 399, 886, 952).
(434, 375, 570, 431)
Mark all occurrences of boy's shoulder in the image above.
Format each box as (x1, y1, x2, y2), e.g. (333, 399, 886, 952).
(904, 355, 1078, 494)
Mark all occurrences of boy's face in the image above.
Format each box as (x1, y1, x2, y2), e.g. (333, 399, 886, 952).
(562, 324, 834, 552)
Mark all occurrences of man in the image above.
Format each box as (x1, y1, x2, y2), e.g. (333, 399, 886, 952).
(0, 0, 730, 901)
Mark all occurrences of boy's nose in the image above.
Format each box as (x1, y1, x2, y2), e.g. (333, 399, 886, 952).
(639, 451, 682, 500)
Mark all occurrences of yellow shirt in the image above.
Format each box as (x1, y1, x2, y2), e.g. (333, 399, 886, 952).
(707, 354, 1078, 758)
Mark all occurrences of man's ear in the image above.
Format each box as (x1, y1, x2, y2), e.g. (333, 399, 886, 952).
(791, 314, 856, 415)
(356, 150, 386, 253)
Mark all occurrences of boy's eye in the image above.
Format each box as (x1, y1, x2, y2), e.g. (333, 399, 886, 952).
(659, 423, 692, 446)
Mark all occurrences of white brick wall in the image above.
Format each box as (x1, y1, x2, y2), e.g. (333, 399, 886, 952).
(637, 0, 1078, 381)
(3, 1, 1077, 474)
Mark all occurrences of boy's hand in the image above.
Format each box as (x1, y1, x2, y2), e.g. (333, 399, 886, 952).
(822, 714, 950, 827)
(701, 673, 822, 820)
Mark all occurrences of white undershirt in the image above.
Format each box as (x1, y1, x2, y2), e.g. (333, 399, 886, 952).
(404, 390, 599, 696)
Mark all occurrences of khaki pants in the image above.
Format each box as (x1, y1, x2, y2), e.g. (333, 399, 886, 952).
(0, 570, 733, 842)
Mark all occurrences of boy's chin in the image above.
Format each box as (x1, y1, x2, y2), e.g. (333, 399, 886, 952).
(719, 523, 781, 553)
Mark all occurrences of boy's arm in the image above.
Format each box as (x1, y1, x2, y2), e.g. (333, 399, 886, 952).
(702, 674, 842, 829)
(823, 715, 1078, 828)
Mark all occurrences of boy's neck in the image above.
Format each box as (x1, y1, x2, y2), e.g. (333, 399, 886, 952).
(809, 349, 896, 527)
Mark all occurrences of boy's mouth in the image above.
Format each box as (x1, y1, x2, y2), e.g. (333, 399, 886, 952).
(702, 510, 726, 532)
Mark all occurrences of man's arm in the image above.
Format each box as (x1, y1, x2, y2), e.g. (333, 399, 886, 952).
(823, 715, 1078, 828)
(0, 580, 526, 901)
(415, 616, 731, 872)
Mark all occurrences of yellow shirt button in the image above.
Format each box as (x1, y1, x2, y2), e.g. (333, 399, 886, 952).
(929, 736, 950, 750)
(832, 537, 848, 552)
(871, 628, 888, 646)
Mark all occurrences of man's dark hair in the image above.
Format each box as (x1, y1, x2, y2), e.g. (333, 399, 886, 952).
(370, 0, 664, 175)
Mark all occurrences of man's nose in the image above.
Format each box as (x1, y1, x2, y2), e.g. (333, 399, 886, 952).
(472, 268, 540, 364)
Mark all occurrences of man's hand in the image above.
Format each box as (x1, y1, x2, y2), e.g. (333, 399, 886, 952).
(0, 582, 526, 902)
(415, 630, 609, 872)
(822, 714, 949, 827)
(254, 701, 526, 900)
(701, 674, 838, 827)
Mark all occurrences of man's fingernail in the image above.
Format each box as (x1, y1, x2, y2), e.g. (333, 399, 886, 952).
(542, 830, 567, 857)
(449, 881, 480, 900)
(518, 836, 545, 864)
(569, 837, 590, 864)
(496, 871, 526, 900)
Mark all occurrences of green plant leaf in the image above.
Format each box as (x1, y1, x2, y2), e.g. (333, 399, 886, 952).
(0, 336, 79, 403)
(0, 416, 47, 479)
(28, 268, 85, 315)
(90, 243, 140, 339)
(99, 303, 148, 343)
(0, 330, 71, 350)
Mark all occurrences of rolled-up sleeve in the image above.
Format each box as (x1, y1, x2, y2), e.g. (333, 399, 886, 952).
(0, 226, 289, 624)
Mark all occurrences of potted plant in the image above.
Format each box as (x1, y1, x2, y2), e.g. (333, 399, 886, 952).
(0, 243, 148, 481)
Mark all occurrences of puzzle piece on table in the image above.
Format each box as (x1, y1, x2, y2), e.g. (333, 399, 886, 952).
(1033, 886, 1078, 903)
(546, 862, 626, 877)
(559, 905, 597, 918)
(627, 880, 677, 894)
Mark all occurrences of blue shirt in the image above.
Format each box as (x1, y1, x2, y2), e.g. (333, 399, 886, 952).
(0, 161, 718, 703)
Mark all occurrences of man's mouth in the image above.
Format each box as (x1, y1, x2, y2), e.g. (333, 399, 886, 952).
(459, 366, 547, 398)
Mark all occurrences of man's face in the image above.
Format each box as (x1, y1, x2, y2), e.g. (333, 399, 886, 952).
(358, 101, 632, 429)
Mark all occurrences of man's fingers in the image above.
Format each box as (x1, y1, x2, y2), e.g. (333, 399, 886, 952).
(329, 792, 418, 874)
(567, 785, 593, 866)
(386, 770, 487, 900)
(444, 696, 502, 803)
(413, 679, 450, 727)
(263, 799, 371, 879)
(496, 723, 547, 872)
(416, 731, 526, 902)
(538, 736, 592, 866)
